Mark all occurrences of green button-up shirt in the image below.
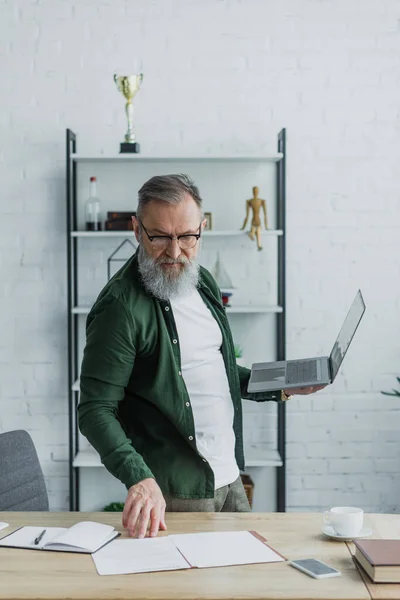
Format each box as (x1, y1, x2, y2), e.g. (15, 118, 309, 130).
(78, 252, 280, 499)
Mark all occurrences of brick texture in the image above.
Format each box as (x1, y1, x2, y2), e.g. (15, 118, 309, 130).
(1, 0, 400, 511)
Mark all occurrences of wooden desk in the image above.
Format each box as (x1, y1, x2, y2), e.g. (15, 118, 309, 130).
(346, 514, 400, 600)
(0, 511, 396, 600)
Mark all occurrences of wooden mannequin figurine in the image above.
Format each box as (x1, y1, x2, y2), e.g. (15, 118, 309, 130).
(240, 186, 268, 251)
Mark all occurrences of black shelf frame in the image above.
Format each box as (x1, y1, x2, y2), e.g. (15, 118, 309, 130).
(66, 128, 287, 512)
(66, 129, 79, 511)
(276, 128, 287, 512)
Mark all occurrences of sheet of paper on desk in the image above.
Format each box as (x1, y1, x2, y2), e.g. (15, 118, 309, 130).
(92, 537, 191, 576)
(170, 531, 285, 568)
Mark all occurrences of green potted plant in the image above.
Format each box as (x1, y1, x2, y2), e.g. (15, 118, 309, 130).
(382, 377, 400, 398)
(234, 344, 245, 367)
(103, 502, 124, 512)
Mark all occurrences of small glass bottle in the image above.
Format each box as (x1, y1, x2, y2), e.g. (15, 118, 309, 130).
(85, 176, 102, 231)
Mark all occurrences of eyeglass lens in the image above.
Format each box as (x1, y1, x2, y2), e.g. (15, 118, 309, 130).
(151, 236, 198, 250)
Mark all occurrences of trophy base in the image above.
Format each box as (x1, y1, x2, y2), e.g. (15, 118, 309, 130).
(120, 142, 140, 154)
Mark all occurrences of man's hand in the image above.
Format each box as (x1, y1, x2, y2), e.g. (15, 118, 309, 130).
(122, 478, 167, 538)
(284, 385, 327, 396)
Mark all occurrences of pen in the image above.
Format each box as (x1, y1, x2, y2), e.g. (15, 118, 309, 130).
(33, 529, 46, 546)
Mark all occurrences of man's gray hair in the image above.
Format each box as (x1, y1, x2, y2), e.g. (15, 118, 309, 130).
(136, 174, 203, 219)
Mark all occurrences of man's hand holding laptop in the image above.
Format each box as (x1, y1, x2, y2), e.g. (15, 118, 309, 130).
(284, 384, 327, 397)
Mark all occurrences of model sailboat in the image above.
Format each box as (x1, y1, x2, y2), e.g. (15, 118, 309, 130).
(211, 252, 235, 306)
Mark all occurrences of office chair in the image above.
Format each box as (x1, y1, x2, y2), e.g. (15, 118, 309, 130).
(0, 429, 49, 511)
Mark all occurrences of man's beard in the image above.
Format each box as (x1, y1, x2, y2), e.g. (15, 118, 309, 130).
(137, 244, 200, 300)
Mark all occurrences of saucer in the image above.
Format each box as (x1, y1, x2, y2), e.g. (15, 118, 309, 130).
(321, 525, 372, 541)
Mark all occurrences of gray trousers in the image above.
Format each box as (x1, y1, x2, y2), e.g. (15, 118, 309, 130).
(165, 476, 251, 512)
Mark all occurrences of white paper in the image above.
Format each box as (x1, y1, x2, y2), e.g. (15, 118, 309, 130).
(92, 537, 191, 576)
(0, 523, 9, 531)
(170, 531, 285, 568)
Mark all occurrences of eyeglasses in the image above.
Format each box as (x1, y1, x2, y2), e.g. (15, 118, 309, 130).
(139, 220, 202, 250)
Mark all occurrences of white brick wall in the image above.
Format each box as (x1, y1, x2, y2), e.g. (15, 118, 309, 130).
(1, 0, 400, 512)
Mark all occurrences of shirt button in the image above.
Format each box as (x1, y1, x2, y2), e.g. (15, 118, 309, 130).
(178, 371, 182, 376)
(202, 458, 207, 463)
(185, 402, 190, 407)
(172, 339, 178, 344)
(165, 306, 170, 311)
(188, 436, 194, 441)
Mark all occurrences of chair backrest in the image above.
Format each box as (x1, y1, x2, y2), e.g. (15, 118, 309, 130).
(0, 430, 49, 511)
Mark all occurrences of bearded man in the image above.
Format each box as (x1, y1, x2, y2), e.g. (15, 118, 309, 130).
(78, 174, 322, 538)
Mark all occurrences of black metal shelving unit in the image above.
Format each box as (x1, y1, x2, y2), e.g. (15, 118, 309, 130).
(66, 128, 287, 512)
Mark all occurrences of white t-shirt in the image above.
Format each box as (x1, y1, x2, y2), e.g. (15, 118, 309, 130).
(170, 289, 239, 489)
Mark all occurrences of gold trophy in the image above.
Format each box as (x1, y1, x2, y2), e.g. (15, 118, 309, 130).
(114, 73, 143, 153)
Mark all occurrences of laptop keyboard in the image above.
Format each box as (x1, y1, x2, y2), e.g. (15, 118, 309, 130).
(251, 367, 286, 383)
(286, 360, 318, 384)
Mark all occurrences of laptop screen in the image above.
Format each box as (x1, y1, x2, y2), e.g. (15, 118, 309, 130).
(329, 290, 366, 381)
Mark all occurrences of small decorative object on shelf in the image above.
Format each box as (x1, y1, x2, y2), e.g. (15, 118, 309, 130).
(105, 211, 135, 231)
(241, 185, 268, 251)
(210, 252, 235, 306)
(114, 72, 144, 153)
(240, 473, 255, 508)
(204, 211, 213, 230)
(221, 291, 232, 306)
(85, 176, 103, 231)
(107, 238, 137, 280)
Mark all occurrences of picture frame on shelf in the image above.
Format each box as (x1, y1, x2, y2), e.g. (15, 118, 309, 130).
(204, 212, 213, 230)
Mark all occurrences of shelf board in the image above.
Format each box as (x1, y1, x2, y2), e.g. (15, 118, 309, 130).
(72, 305, 283, 316)
(227, 305, 283, 314)
(73, 446, 282, 468)
(72, 306, 92, 315)
(71, 230, 283, 238)
(73, 448, 102, 467)
(70, 153, 283, 163)
(245, 447, 283, 468)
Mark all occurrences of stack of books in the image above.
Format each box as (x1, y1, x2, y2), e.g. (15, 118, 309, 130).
(354, 539, 400, 583)
(105, 211, 135, 231)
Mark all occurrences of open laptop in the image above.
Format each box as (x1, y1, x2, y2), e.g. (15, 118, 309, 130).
(247, 290, 366, 393)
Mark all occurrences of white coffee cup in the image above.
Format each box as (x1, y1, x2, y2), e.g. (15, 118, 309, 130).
(323, 506, 364, 537)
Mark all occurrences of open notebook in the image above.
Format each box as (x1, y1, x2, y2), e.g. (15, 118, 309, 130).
(0, 521, 119, 554)
(92, 530, 286, 576)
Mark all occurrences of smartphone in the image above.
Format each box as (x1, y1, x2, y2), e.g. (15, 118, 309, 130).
(289, 558, 341, 579)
